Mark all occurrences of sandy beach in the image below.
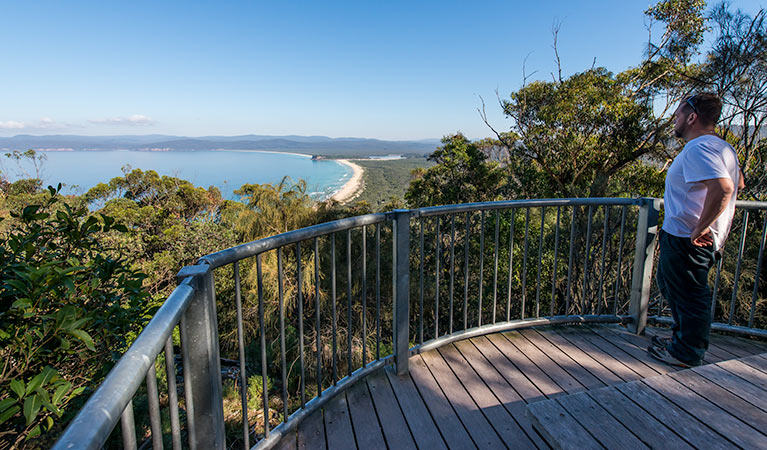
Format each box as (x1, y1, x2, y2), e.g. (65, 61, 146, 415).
(331, 159, 364, 203)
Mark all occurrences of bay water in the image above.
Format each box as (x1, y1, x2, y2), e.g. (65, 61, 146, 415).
(1, 150, 352, 200)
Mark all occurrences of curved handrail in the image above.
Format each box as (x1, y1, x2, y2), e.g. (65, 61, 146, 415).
(413, 197, 643, 217)
(200, 213, 387, 269)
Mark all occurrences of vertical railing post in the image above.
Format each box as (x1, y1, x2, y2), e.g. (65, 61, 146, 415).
(628, 198, 660, 334)
(177, 264, 226, 450)
(393, 210, 411, 375)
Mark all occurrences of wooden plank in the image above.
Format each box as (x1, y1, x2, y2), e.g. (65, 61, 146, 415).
(536, 328, 626, 386)
(739, 352, 767, 374)
(710, 333, 767, 357)
(297, 407, 326, 450)
(366, 369, 418, 450)
(556, 392, 649, 450)
(345, 380, 387, 450)
(643, 375, 767, 449)
(408, 355, 476, 449)
(438, 344, 537, 449)
(588, 388, 693, 450)
(501, 331, 585, 394)
(669, 369, 767, 434)
(472, 335, 547, 402)
(526, 399, 602, 450)
(454, 339, 549, 449)
(717, 359, 767, 391)
(588, 324, 680, 378)
(520, 328, 606, 389)
(420, 350, 506, 449)
(615, 380, 733, 450)
(693, 364, 767, 412)
(272, 431, 298, 450)
(323, 392, 356, 450)
(581, 325, 671, 376)
(554, 326, 645, 383)
(385, 365, 447, 450)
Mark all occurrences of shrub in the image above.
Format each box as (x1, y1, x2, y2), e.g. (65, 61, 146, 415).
(0, 187, 150, 448)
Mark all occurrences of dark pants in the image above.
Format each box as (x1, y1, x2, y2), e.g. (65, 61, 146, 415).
(655, 231, 717, 365)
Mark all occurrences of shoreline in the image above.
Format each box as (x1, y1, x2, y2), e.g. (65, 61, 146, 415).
(331, 159, 364, 203)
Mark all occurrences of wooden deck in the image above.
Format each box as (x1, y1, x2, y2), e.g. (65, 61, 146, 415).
(272, 324, 767, 450)
(528, 353, 767, 449)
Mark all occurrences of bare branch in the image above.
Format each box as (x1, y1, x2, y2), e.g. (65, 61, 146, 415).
(551, 20, 563, 83)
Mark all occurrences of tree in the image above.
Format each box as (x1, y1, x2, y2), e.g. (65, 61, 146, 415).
(405, 134, 505, 207)
(701, 3, 767, 200)
(493, 68, 667, 198)
(84, 169, 237, 297)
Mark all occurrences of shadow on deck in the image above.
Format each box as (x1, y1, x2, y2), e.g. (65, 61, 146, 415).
(271, 324, 767, 450)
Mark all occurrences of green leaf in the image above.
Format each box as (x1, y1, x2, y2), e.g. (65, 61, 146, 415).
(25, 367, 56, 395)
(26, 373, 45, 395)
(23, 395, 42, 425)
(11, 298, 32, 310)
(21, 205, 40, 218)
(0, 398, 16, 413)
(0, 405, 20, 424)
(40, 395, 59, 417)
(10, 379, 25, 399)
(63, 278, 76, 293)
(45, 415, 54, 430)
(69, 329, 95, 351)
(71, 386, 86, 396)
(26, 424, 41, 440)
(4, 279, 27, 293)
(52, 382, 72, 405)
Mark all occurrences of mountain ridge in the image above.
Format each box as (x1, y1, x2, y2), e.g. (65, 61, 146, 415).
(0, 134, 441, 156)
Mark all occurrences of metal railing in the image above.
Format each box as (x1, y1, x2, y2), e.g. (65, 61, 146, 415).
(53, 197, 767, 450)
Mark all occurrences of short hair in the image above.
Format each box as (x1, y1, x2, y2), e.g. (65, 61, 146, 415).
(683, 93, 722, 127)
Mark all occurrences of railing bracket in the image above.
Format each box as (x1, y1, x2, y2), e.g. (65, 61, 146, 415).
(176, 264, 211, 282)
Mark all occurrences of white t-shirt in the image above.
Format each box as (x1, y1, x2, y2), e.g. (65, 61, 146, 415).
(662, 134, 739, 251)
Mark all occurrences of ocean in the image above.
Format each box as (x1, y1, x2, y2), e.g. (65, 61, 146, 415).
(1, 150, 353, 200)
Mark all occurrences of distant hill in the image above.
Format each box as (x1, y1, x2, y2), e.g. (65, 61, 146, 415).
(0, 134, 440, 156)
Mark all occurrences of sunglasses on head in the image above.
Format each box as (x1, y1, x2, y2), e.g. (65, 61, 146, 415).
(686, 96, 698, 114)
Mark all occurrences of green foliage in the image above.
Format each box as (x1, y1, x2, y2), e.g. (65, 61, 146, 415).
(0, 188, 149, 448)
(405, 134, 505, 207)
(233, 176, 316, 239)
(246, 375, 273, 412)
(645, 0, 707, 64)
(352, 158, 434, 210)
(501, 68, 666, 198)
(85, 168, 238, 297)
(701, 3, 767, 200)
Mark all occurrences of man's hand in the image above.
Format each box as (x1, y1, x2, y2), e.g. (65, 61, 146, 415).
(691, 226, 714, 247)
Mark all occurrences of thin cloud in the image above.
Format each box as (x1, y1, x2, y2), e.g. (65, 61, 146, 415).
(89, 114, 156, 126)
(0, 118, 69, 131)
(0, 120, 26, 130)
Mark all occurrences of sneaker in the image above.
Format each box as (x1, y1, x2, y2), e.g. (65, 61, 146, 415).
(647, 344, 693, 368)
(651, 335, 671, 349)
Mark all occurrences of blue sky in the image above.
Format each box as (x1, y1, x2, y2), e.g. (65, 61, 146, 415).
(1, 1, 764, 140)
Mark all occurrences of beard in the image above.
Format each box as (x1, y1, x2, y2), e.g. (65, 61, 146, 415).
(673, 121, 685, 138)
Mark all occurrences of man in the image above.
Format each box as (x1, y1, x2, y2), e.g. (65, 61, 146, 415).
(648, 93, 744, 367)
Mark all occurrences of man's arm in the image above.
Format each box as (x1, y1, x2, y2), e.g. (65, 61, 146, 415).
(690, 177, 735, 247)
